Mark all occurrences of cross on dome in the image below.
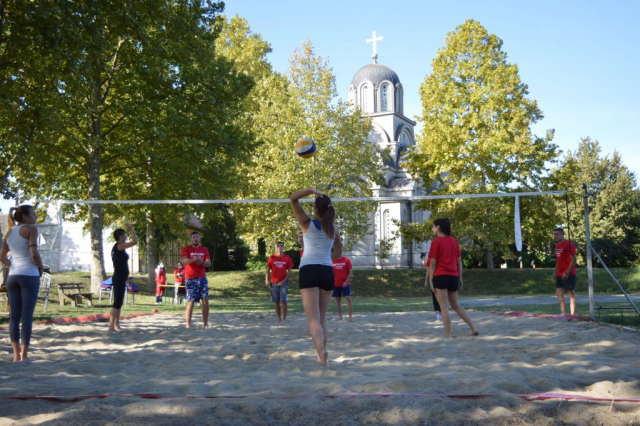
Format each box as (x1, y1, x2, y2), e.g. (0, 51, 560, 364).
(366, 31, 383, 63)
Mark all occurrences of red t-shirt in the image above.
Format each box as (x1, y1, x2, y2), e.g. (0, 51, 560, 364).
(155, 269, 166, 285)
(173, 267, 185, 284)
(332, 257, 352, 287)
(181, 245, 210, 279)
(267, 254, 294, 283)
(555, 240, 577, 276)
(428, 236, 461, 277)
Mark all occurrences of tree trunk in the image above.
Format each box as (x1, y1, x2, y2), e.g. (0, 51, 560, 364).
(88, 78, 105, 294)
(146, 211, 157, 293)
(485, 249, 495, 270)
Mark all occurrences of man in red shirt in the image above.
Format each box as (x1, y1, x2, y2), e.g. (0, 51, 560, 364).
(332, 256, 353, 321)
(180, 231, 211, 328)
(265, 242, 293, 322)
(553, 227, 577, 315)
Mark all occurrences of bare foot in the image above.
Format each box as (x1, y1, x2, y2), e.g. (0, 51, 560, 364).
(203, 324, 209, 329)
(349, 317, 354, 322)
(319, 350, 328, 367)
(108, 328, 120, 333)
(114, 326, 122, 332)
(13, 356, 20, 362)
(472, 329, 479, 336)
(186, 324, 191, 329)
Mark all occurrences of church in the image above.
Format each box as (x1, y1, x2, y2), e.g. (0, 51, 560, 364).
(343, 32, 431, 269)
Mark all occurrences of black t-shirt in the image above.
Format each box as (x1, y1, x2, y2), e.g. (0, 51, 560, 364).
(111, 243, 129, 277)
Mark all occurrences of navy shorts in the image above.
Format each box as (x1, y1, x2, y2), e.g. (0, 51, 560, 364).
(556, 275, 576, 291)
(332, 285, 351, 298)
(185, 277, 209, 302)
(299, 265, 334, 292)
(270, 281, 289, 303)
(432, 275, 460, 292)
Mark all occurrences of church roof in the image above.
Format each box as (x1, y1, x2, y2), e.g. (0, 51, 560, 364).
(351, 63, 400, 88)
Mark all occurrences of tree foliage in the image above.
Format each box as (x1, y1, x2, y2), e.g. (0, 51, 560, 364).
(404, 19, 559, 267)
(555, 138, 640, 266)
(218, 38, 382, 248)
(2, 1, 254, 289)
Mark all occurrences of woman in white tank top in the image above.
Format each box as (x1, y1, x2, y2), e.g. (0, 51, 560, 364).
(291, 187, 343, 367)
(0, 205, 44, 362)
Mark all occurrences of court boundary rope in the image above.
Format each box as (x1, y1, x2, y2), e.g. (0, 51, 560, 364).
(1, 391, 638, 404)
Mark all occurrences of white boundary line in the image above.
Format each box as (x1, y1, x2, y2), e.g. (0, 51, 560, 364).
(55, 191, 566, 205)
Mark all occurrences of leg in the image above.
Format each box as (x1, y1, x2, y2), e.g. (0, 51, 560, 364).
(185, 301, 195, 328)
(556, 287, 566, 314)
(431, 289, 441, 314)
(281, 283, 288, 321)
(434, 288, 452, 338)
(6, 276, 22, 361)
(110, 277, 126, 332)
(274, 302, 282, 322)
(300, 288, 327, 366)
(568, 289, 576, 315)
(448, 291, 478, 336)
(201, 298, 209, 328)
(318, 289, 333, 362)
(335, 296, 343, 319)
(345, 296, 353, 321)
(19, 276, 40, 361)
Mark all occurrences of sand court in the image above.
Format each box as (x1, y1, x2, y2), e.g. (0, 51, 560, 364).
(1, 311, 639, 425)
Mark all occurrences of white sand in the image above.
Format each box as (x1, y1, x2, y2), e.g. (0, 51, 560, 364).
(0, 311, 639, 425)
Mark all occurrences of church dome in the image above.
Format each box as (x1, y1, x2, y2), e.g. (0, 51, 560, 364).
(351, 63, 400, 88)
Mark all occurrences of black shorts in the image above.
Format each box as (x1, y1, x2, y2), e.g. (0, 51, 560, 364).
(556, 275, 576, 291)
(433, 275, 460, 292)
(299, 265, 335, 292)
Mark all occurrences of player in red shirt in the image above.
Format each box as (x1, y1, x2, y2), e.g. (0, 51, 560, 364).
(173, 262, 185, 304)
(553, 227, 577, 315)
(265, 242, 294, 322)
(180, 231, 211, 328)
(427, 218, 478, 338)
(332, 256, 353, 321)
(155, 262, 166, 304)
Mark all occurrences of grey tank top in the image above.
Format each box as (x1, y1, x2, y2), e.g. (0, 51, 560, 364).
(299, 220, 334, 268)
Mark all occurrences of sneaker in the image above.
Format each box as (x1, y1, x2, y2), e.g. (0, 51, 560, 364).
(436, 313, 443, 321)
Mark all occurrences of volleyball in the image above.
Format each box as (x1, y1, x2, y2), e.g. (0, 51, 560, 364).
(295, 138, 317, 158)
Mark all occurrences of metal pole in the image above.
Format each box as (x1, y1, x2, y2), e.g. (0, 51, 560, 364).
(583, 184, 595, 319)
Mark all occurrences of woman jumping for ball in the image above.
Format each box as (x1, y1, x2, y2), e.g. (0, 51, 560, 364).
(427, 218, 478, 339)
(291, 187, 342, 367)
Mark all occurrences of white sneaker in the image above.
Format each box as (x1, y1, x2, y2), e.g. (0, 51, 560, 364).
(436, 313, 443, 321)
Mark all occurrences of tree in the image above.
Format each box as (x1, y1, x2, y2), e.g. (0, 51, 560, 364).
(405, 19, 559, 268)
(555, 138, 640, 266)
(4, 1, 254, 291)
(221, 39, 382, 248)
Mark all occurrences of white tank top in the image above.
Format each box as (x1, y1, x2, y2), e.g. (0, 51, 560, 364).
(6, 225, 39, 277)
(299, 220, 334, 268)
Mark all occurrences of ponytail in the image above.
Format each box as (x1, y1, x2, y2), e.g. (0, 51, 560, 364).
(315, 196, 336, 240)
(8, 205, 34, 227)
(7, 207, 17, 230)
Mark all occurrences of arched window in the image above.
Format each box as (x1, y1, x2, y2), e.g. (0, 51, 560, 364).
(360, 84, 369, 112)
(383, 209, 390, 239)
(348, 86, 356, 110)
(381, 84, 388, 112)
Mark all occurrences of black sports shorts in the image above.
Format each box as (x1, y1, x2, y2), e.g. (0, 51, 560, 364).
(432, 275, 460, 292)
(299, 265, 335, 292)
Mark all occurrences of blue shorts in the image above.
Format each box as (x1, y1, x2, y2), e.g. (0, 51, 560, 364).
(185, 277, 209, 302)
(332, 285, 351, 298)
(270, 281, 289, 303)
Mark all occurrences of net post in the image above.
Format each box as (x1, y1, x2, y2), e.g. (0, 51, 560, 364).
(583, 184, 595, 320)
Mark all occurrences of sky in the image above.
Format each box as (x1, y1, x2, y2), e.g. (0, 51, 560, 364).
(1, 0, 638, 214)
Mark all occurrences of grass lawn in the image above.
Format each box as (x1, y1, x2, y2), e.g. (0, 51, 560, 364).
(1, 267, 638, 326)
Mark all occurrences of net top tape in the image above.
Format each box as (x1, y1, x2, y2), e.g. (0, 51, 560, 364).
(54, 191, 566, 205)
